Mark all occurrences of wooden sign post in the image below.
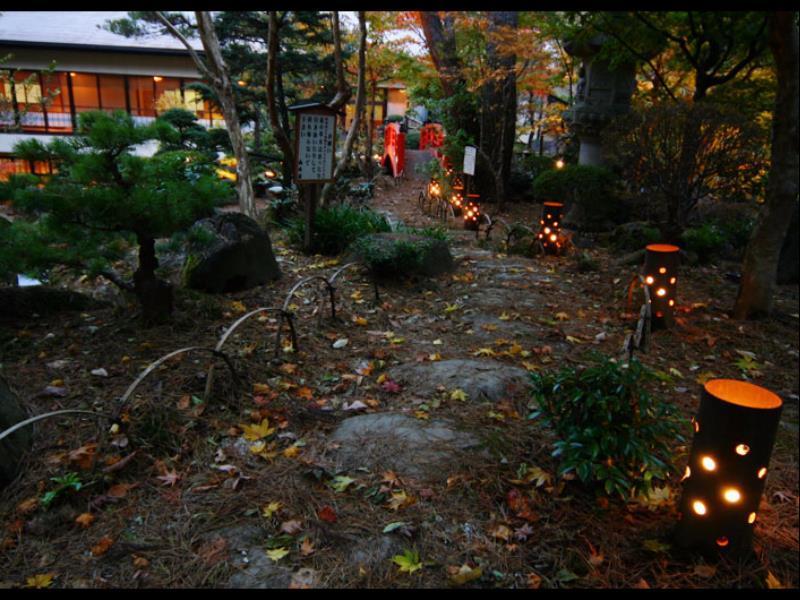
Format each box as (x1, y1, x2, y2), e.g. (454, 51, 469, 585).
(463, 144, 477, 198)
(289, 102, 338, 253)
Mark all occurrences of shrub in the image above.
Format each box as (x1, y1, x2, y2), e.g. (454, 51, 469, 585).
(507, 169, 534, 202)
(521, 154, 557, 179)
(608, 222, 662, 253)
(681, 223, 727, 264)
(532, 165, 622, 228)
(529, 355, 686, 499)
(349, 230, 452, 279)
(405, 131, 420, 150)
(287, 205, 390, 256)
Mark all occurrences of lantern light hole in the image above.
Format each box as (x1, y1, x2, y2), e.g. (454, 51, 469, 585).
(656, 288, 667, 297)
(681, 466, 691, 481)
(670, 277, 677, 284)
(735, 444, 750, 456)
(747, 513, 757, 524)
(722, 488, 742, 503)
(659, 267, 667, 274)
(692, 500, 707, 515)
(645, 276, 654, 285)
(757, 467, 767, 479)
(716, 536, 729, 547)
(701, 456, 716, 471)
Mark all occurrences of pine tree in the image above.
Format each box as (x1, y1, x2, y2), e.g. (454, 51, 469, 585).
(1, 110, 226, 323)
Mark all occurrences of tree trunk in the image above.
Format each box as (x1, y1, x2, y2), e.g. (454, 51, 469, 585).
(195, 11, 256, 219)
(268, 12, 296, 188)
(366, 80, 377, 179)
(322, 11, 367, 205)
(133, 234, 173, 324)
(734, 12, 799, 319)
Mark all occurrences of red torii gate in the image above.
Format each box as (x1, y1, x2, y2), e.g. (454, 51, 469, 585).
(381, 122, 405, 178)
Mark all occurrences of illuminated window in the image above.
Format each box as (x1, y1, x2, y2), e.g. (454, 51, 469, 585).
(71, 72, 100, 114)
(99, 74, 127, 112)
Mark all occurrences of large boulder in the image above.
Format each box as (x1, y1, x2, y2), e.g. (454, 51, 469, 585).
(184, 213, 281, 293)
(348, 232, 454, 279)
(1, 376, 32, 488)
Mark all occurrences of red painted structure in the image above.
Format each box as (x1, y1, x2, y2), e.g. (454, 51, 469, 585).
(382, 122, 406, 178)
(419, 122, 451, 170)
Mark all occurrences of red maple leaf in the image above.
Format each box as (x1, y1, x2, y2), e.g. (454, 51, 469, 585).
(318, 505, 337, 523)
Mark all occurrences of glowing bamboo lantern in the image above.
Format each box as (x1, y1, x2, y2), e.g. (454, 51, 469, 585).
(463, 196, 481, 231)
(675, 379, 783, 556)
(643, 243, 680, 328)
(427, 178, 441, 199)
(538, 201, 563, 254)
(450, 191, 464, 215)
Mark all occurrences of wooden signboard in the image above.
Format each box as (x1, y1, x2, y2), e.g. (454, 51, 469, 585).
(463, 145, 477, 176)
(293, 107, 337, 183)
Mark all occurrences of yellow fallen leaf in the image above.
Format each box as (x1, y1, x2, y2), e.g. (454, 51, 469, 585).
(376, 374, 387, 385)
(521, 361, 539, 371)
(555, 312, 569, 321)
(444, 304, 460, 313)
(253, 383, 271, 395)
(566, 335, 584, 344)
(353, 316, 368, 326)
(240, 419, 276, 441)
(473, 347, 496, 357)
(450, 389, 468, 402)
(283, 445, 300, 459)
(765, 571, 783, 589)
(490, 524, 511, 541)
(230, 300, 247, 313)
(262, 502, 282, 518)
(266, 547, 289, 562)
(25, 573, 54, 588)
(498, 312, 511, 321)
(428, 353, 442, 361)
(390, 337, 405, 345)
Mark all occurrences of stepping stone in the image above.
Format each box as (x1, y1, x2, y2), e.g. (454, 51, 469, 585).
(460, 312, 542, 340)
(388, 359, 530, 402)
(328, 413, 480, 480)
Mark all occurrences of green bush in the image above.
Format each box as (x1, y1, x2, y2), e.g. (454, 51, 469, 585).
(386, 115, 404, 123)
(529, 355, 686, 499)
(608, 222, 662, 253)
(405, 131, 420, 149)
(521, 154, 557, 179)
(532, 165, 622, 226)
(287, 205, 390, 255)
(507, 169, 534, 201)
(349, 230, 452, 279)
(681, 223, 727, 264)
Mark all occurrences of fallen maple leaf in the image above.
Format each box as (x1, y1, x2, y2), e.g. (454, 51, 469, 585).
(266, 547, 289, 562)
(25, 573, 55, 588)
(391, 549, 422, 574)
(387, 490, 415, 511)
(90, 535, 114, 556)
(283, 445, 301, 459)
(68, 443, 97, 470)
(555, 312, 569, 321)
(693, 564, 716, 578)
(240, 419, 276, 441)
(490, 524, 512, 541)
(295, 386, 314, 400)
(157, 469, 181, 487)
(132, 555, 150, 569)
(107, 483, 136, 498)
(318, 506, 337, 523)
(253, 383, 271, 395)
(75, 513, 95, 528)
(262, 501, 282, 518)
(280, 519, 303, 535)
(381, 380, 402, 394)
(16, 497, 39, 515)
(329, 475, 355, 493)
(450, 389, 468, 402)
(765, 571, 783, 589)
(473, 347, 496, 357)
(300, 537, 315, 556)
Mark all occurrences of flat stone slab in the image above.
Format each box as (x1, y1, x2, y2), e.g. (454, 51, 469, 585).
(388, 359, 530, 402)
(460, 312, 542, 340)
(328, 413, 480, 480)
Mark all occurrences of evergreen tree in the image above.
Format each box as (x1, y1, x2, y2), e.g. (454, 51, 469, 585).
(0, 110, 225, 323)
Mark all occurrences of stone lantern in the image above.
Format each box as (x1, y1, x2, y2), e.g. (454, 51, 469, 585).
(562, 34, 637, 167)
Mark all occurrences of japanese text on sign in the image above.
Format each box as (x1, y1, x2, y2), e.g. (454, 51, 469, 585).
(463, 145, 477, 176)
(297, 112, 335, 182)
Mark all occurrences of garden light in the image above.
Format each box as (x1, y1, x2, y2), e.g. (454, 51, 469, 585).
(675, 379, 783, 556)
(555, 158, 565, 169)
(538, 201, 564, 255)
(463, 195, 481, 231)
(643, 243, 679, 328)
(428, 178, 441, 199)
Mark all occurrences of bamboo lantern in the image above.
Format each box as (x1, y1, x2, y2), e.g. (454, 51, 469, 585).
(643, 243, 680, 328)
(675, 379, 783, 556)
(427, 177, 441, 199)
(450, 190, 464, 215)
(463, 197, 480, 231)
(538, 201, 563, 254)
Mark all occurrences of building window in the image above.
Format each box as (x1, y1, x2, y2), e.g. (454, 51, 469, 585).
(155, 76, 182, 114)
(128, 75, 156, 121)
(98, 74, 127, 113)
(0, 155, 52, 182)
(71, 72, 100, 114)
(41, 71, 73, 132)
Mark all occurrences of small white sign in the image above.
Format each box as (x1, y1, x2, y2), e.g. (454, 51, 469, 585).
(463, 145, 477, 176)
(296, 112, 336, 182)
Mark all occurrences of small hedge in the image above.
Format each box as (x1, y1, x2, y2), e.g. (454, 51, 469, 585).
(349, 231, 453, 279)
(287, 205, 390, 256)
(532, 165, 622, 227)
